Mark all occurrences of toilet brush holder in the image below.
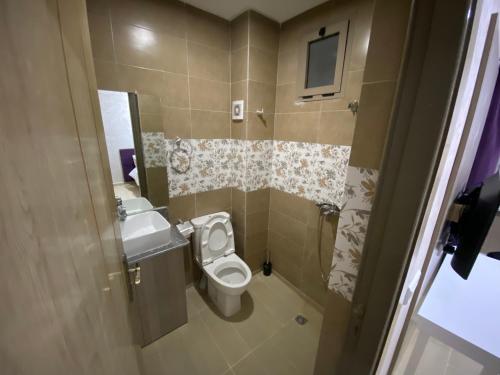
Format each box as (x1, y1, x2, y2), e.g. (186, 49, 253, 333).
(263, 261, 272, 276)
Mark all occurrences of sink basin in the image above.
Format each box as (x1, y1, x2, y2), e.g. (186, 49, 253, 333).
(120, 211, 171, 259)
(123, 197, 153, 215)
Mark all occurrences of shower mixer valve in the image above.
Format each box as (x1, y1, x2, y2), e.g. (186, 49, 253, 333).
(316, 202, 341, 216)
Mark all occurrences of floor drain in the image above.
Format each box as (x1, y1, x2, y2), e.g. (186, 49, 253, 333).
(295, 315, 308, 325)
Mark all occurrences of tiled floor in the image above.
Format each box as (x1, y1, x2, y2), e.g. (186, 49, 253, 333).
(140, 272, 324, 375)
(393, 321, 484, 375)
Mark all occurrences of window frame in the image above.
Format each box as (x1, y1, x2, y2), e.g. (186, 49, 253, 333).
(296, 20, 349, 100)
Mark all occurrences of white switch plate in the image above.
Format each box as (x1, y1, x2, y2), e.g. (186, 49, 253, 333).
(232, 100, 244, 120)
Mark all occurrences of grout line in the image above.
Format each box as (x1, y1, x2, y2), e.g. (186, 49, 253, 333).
(197, 311, 233, 372)
(107, 7, 117, 64)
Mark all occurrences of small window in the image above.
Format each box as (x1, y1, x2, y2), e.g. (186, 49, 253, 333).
(297, 20, 349, 100)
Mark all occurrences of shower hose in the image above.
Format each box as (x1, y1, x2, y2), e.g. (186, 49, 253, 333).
(316, 203, 341, 288)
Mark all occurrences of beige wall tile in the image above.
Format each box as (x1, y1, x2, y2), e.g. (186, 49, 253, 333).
(246, 112, 274, 140)
(277, 48, 298, 85)
(275, 84, 321, 113)
(278, 24, 299, 56)
(274, 112, 320, 143)
(145, 166, 169, 206)
(317, 110, 355, 145)
(139, 112, 163, 132)
(113, 21, 187, 73)
(188, 41, 230, 82)
(249, 11, 279, 53)
(247, 81, 276, 114)
(235, 230, 246, 258)
(186, 5, 230, 51)
(363, 0, 410, 82)
(87, 12, 114, 62)
(195, 188, 232, 216)
(191, 110, 230, 139)
(231, 188, 246, 212)
(169, 194, 196, 221)
(231, 81, 247, 103)
(348, 0, 374, 71)
(270, 249, 302, 289)
(162, 106, 191, 139)
(163, 72, 190, 107)
(93, 59, 123, 91)
(108, 0, 186, 38)
(269, 188, 312, 224)
(232, 209, 246, 238)
(189, 78, 230, 111)
(249, 47, 277, 84)
(138, 94, 162, 114)
(245, 188, 270, 214)
(268, 210, 307, 247)
(268, 230, 304, 265)
(86, 0, 109, 15)
(350, 81, 395, 168)
(231, 120, 246, 140)
(245, 252, 266, 272)
(231, 47, 248, 83)
(118, 64, 165, 97)
(314, 291, 352, 375)
(246, 211, 269, 236)
(320, 69, 364, 111)
(245, 231, 268, 256)
(230, 12, 249, 51)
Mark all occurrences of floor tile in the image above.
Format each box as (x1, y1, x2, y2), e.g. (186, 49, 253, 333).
(186, 286, 207, 319)
(200, 306, 252, 366)
(141, 272, 322, 375)
(270, 320, 320, 375)
(228, 290, 282, 350)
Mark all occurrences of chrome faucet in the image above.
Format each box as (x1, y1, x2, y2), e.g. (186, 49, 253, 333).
(116, 197, 127, 221)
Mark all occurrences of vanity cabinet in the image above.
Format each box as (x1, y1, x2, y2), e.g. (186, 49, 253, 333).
(128, 242, 188, 347)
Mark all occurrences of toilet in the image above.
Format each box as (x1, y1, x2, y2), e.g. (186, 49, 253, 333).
(191, 212, 251, 317)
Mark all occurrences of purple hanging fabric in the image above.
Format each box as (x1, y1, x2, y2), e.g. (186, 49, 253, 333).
(467, 68, 500, 189)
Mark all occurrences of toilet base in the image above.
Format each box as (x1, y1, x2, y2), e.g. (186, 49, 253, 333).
(208, 280, 241, 317)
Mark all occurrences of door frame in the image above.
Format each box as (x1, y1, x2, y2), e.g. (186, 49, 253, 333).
(383, 9, 500, 374)
(337, 0, 475, 373)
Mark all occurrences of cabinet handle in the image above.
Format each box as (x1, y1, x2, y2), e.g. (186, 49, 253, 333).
(128, 265, 141, 286)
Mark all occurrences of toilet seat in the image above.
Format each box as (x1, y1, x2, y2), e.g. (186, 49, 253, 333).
(195, 213, 235, 265)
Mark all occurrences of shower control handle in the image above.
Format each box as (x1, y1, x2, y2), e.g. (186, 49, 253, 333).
(316, 202, 341, 216)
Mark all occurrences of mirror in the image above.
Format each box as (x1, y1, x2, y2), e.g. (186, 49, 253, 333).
(98, 90, 169, 214)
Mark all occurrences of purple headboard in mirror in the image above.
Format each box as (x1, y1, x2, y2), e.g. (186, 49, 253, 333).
(119, 148, 135, 182)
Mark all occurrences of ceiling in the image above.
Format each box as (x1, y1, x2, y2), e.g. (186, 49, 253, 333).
(182, 0, 328, 23)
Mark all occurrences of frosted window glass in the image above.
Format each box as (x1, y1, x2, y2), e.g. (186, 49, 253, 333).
(306, 33, 339, 89)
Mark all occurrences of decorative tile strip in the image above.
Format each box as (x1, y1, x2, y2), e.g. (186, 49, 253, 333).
(328, 166, 378, 301)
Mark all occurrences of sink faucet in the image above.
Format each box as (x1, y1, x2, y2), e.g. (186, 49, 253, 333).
(116, 197, 127, 221)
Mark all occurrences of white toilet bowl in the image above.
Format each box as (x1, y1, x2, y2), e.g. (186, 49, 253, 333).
(191, 212, 252, 317)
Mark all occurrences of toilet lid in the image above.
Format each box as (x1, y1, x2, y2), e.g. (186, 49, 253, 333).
(200, 216, 234, 264)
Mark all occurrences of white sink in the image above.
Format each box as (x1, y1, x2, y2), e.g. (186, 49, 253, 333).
(122, 197, 153, 215)
(120, 211, 171, 259)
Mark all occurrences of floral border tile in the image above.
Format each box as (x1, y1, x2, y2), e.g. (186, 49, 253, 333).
(271, 141, 351, 206)
(328, 166, 379, 301)
(142, 132, 167, 168)
(164, 138, 352, 207)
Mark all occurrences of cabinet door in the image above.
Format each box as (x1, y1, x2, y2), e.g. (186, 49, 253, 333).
(135, 247, 188, 346)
